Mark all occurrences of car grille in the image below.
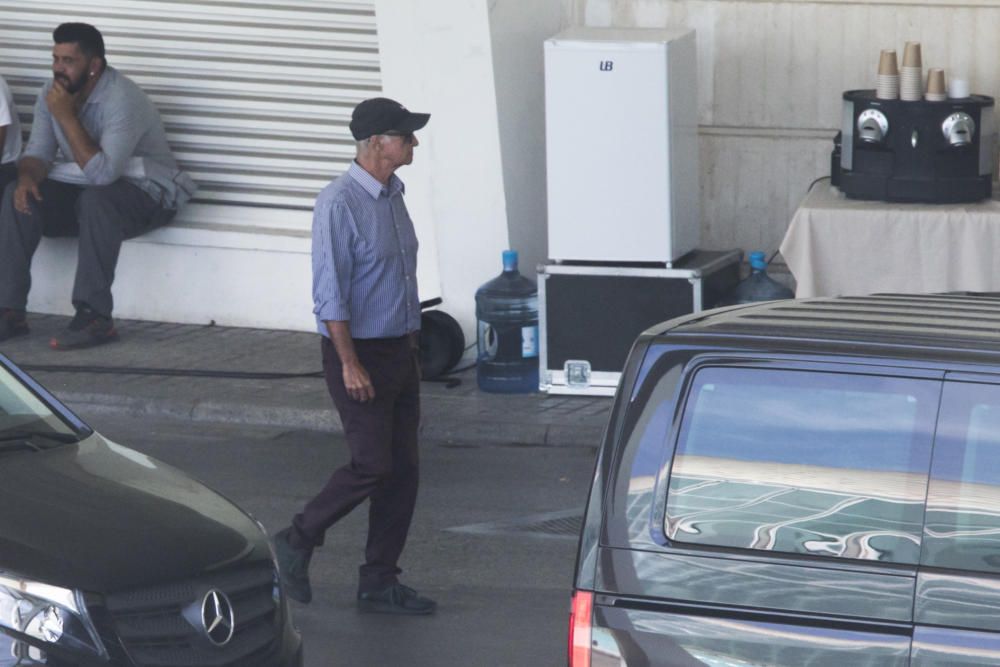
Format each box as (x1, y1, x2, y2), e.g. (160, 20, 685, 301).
(101, 562, 280, 666)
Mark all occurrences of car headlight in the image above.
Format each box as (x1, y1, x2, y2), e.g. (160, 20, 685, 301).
(0, 573, 107, 660)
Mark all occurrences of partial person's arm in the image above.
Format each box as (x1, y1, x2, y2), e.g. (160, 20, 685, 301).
(313, 201, 372, 401)
(325, 320, 375, 402)
(0, 126, 6, 154)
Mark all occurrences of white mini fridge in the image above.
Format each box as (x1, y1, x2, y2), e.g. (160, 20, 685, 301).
(544, 28, 699, 265)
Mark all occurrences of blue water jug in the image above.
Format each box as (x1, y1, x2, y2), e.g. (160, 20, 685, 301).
(476, 250, 539, 393)
(725, 251, 795, 304)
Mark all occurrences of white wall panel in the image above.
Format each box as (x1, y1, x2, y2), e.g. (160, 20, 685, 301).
(0, 0, 380, 211)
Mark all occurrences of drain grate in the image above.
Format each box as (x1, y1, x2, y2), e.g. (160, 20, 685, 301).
(446, 509, 583, 540)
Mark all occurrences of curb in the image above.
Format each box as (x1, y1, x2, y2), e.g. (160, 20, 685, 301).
(59, 392, 605, 448)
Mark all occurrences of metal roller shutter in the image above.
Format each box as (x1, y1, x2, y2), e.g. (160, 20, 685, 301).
(0, 0, 380, 213)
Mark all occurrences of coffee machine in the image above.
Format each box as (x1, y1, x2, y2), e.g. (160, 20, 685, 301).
(831, 90, 995, 203)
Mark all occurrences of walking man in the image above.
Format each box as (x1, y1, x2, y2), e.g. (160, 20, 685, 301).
(275, 97, 436, 615)
(0, 23, 195, 348)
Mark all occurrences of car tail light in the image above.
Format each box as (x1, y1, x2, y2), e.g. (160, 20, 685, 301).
(568, 590, 593, 667)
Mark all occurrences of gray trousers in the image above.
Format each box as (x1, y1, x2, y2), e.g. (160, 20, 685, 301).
(0, 179, 174, 317)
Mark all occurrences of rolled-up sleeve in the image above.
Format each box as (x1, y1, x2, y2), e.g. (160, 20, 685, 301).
(82, 103, 142, 185)
(22, 88, 57, 164)
(312, 200, 355, 322)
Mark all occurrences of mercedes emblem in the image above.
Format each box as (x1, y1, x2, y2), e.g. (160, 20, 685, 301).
(200, 589, 235, 646)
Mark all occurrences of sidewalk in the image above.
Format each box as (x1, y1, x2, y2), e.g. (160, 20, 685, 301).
(0, 314, 611, 447)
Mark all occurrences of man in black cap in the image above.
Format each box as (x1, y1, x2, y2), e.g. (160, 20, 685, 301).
(274, 97, 436, 615)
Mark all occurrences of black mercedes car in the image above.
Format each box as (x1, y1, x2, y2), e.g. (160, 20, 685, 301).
(0, 353, 302, 666)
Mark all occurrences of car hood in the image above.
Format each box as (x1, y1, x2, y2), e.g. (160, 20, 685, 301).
(0, 432, 270, 593)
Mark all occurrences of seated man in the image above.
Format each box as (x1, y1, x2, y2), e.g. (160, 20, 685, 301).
(0, 72, 21, 193)
(0, 22, 195, 350)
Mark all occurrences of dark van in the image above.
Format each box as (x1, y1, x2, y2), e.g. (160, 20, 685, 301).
(571, 294, 1000, 666)
(0, 353, 302, 666)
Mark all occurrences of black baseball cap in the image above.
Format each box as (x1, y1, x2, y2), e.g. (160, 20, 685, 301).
(349, 97, 430, 141)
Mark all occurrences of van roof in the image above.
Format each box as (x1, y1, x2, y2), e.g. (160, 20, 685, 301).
(663, 293, 1000, 353)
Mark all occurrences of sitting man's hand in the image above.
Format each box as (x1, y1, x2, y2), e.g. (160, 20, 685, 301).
(13, 179, 42, 215)
(45, 80, 77, 123)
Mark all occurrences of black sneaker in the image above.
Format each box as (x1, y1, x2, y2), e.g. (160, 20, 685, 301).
(0, 309, 28, 342)
(274, 527, 313, 604)
(49, 307, 119, 351)
(357, 583, 436, 615)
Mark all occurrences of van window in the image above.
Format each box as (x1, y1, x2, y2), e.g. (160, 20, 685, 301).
(665, 367, 938, 564)
(922, 381, 1000, 572)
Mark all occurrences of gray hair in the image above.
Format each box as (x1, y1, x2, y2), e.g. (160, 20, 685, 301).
(356, 135, 390, 154)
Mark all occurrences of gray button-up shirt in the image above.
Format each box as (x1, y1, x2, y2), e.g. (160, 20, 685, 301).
(24, 66, 195, 209)
(312, 162, 421, 339)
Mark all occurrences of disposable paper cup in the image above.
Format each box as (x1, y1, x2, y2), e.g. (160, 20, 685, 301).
(927, 68, 946, 95)
(925, 93, 947, 101)
(878, 50, 899, 75)
(903, 41, 922, 68)
(949, 78, 970, 98)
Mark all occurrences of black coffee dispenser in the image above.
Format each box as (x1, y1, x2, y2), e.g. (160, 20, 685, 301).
(831, 90, 995, 203)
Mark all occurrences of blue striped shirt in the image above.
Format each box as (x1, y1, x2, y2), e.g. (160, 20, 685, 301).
(312, 162, 421, 339)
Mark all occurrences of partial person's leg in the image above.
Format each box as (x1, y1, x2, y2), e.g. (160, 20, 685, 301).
(72, 181, 173, 317)
(359, 339, 421, 592)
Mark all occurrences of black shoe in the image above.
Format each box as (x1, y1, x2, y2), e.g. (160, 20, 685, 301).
(0, 309, 28, 342)
(358, 583, 436, 615)
(50, 306, 119, 351)
(274, 527, 313, 604)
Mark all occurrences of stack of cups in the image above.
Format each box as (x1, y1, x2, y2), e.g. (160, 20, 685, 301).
(876, 50, 899, 99)
(900, 41, 923, 101)
(926, 68, 946, 101)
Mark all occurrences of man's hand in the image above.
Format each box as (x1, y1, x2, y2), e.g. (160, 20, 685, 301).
(342, 360, 375, 403)
(45, 80, 77, 123)
(13, 178, 42, 214)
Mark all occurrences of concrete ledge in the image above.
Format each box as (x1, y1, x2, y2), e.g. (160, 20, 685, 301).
(60, 390, 605, 448)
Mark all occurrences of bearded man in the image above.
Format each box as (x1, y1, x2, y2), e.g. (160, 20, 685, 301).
(0, 22, 195, 349)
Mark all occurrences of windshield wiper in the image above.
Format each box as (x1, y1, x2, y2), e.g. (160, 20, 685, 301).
(0, 431, 80, 446)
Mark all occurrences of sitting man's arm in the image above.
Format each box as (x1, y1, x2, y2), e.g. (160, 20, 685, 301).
(47, 80, 142, 186)
(46, 79, 100, 173)
(14, 157, 50, 214)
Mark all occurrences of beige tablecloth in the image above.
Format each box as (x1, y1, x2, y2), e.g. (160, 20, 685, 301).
(780, 182, 1000, 298)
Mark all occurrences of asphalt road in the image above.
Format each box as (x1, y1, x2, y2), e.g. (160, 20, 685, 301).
(85, 413, 598, 667)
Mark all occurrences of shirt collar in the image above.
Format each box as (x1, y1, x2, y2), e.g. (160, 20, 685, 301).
(82, 65, 115, 108)
(348, 161, 405, 199)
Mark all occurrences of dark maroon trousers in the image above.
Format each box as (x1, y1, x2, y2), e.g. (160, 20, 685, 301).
(292, 334, 421, 593)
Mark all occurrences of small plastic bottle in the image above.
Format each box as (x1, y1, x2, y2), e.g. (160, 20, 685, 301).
(475, 250, 539, 393)
(725, 251, 795, 304)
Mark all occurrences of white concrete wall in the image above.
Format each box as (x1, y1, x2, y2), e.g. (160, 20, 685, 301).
(565, 0, 1000, 267)
(374, 0, 513, 348)
(487, 0, 568, 278)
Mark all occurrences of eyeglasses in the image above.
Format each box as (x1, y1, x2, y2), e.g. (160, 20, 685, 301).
(382, 131, 415, 144)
